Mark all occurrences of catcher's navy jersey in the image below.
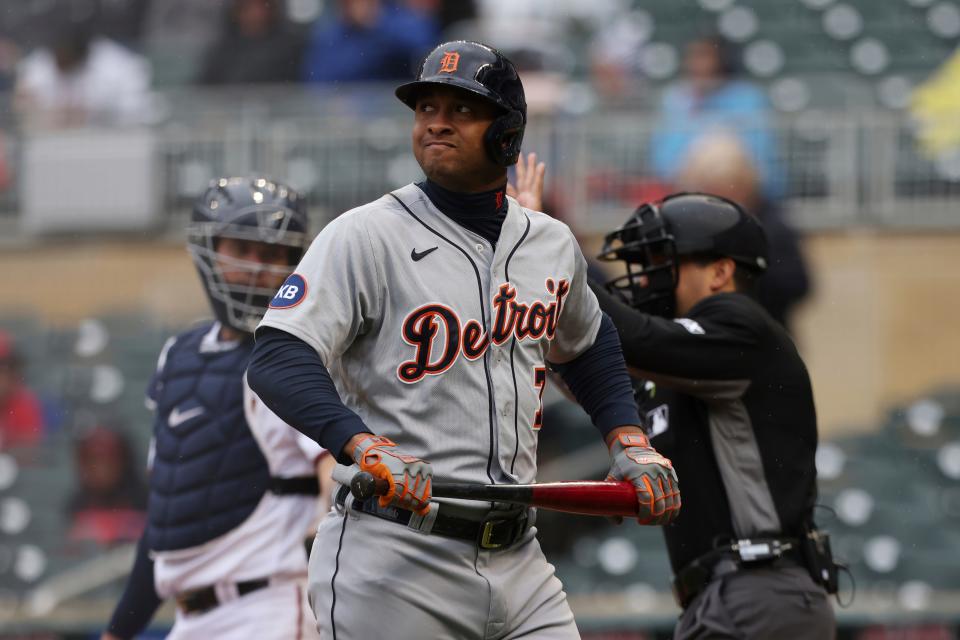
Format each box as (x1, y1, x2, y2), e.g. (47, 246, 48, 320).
(259, 183, 602, 486)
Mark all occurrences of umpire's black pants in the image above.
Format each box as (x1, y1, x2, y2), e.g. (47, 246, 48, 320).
(675, 562, 835, 639)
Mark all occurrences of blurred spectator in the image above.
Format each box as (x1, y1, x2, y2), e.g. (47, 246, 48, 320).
(649, 35, 784, 199)
(0, 33, 16, 190)
(142, 0, 226, 86)
(0, 331, 45, 450)
(199, 0, 306, 85)
(588, 9, 655, 103)
(677, 132, 811, 331)
(406, 0, 476, 33)
(0, 36, 19, 91)
(66, 425, 147, 546)
(13, 18, 152, 128)
(911, 45, 960, 168)
(302, 0, 438, 84)
(92, 0, 153, 51)
(472, 0, 620, 54)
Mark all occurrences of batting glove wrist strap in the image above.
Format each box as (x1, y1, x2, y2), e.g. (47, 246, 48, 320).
(352, 434, 432, 516)
(351, 434, 396, 463)
(608, 432, 682, 525)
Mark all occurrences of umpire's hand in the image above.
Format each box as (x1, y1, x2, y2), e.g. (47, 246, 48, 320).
(606, 430, 681, 525)
(351, 434, 432, 515)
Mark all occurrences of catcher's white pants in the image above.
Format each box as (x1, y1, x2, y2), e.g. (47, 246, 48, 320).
(308, 508, 580, 640)
(166, 580, 319, 639)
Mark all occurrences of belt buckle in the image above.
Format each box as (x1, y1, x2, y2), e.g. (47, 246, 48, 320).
(480, 519, 509, 549)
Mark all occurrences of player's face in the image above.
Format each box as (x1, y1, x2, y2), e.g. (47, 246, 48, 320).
(412, 86, 505, 192)
(214, 237, 292, 290)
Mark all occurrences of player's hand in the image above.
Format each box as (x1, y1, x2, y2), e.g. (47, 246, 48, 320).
(507, 151, 546, 212)
(352, 434, 432, 515)
(606, 431, 681, 525)
(100, 633, 124, 640)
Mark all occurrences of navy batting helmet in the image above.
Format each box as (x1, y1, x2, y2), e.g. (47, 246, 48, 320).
(599, 193, 768, 316)
(187, 176, 309, 334)
(396, 40, 527, 167)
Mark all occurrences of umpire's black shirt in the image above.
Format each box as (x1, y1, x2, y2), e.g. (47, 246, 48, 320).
(591, 284, 819, 573)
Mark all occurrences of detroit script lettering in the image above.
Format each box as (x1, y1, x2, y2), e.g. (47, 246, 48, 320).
(397, 279, 570, 383)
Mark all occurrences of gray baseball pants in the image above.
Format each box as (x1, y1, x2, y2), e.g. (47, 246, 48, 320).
(308, 508, 580, 640)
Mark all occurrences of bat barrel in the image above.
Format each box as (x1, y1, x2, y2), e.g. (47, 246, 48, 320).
(529, 481, 638, 517)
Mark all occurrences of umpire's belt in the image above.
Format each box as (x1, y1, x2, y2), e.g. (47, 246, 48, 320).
(335, 486, 530, 550)
(175, 578, 270, 615)
(672, 537, 803, 610)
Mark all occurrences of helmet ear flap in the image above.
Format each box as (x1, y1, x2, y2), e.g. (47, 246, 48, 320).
(484, 110, 525, 166)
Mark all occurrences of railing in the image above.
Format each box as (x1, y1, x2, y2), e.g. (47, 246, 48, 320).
(1, 85, 958, 239)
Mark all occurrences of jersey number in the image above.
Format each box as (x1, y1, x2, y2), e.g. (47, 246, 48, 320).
(533, 366, 547, 430)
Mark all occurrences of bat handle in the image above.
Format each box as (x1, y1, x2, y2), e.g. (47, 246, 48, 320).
(350, 471, 390, 501)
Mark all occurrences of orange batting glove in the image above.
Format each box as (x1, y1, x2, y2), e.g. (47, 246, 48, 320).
(607, 432, 681, 525)
(352, 435, 432, 516)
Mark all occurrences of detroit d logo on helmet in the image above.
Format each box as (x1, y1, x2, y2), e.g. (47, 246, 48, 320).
(438, 51, 460, 73)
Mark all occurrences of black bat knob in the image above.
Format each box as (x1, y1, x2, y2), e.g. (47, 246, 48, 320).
(350, 471, 379, 501)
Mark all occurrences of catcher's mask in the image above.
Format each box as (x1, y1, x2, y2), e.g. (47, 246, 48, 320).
(187, 176, 309, 334)
(599, 201, 679, 317)
(598, 192, 768, 317)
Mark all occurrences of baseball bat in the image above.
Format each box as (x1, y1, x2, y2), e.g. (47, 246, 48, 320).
(347, 470, 639, 517)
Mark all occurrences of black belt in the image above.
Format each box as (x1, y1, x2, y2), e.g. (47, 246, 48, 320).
(175, 578, 270, 615)
(672, 537, 803, 610)
(269, 475, 319, 496)
(335, 485, 529, 550)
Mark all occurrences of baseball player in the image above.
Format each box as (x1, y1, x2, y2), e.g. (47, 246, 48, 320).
(246, 40, 680, 639)
(594, 193, 836, 638)
(102, 177, 331, 640)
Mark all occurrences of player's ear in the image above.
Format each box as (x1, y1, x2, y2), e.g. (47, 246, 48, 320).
(711, 258, 737, 292)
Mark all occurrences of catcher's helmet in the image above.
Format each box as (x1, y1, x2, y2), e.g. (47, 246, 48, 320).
(598, 193, 768, 316)
(396, 40, 527, 167)
(187, 176, 309, 334)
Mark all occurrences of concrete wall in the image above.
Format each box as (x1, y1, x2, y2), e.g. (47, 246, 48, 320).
(0, 241, 208, 325)
(793, 231, 960, 433)
(1, 231, 958, 435)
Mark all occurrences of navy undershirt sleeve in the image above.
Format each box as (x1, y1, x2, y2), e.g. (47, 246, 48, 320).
(550, 313, 641, 439)
(106, 535, 162, 639)
(248, 327, 369, 464)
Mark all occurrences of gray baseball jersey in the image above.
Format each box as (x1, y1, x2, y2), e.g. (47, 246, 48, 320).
(258, 183, 602, 485)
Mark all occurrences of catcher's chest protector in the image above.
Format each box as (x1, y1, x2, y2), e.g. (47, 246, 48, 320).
(146, 323, 270, 551)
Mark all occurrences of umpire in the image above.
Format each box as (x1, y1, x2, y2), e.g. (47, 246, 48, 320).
(592, 193, 836, 639)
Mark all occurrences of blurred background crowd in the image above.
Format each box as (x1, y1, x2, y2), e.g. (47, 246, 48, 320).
(1, 0, 960, 638)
